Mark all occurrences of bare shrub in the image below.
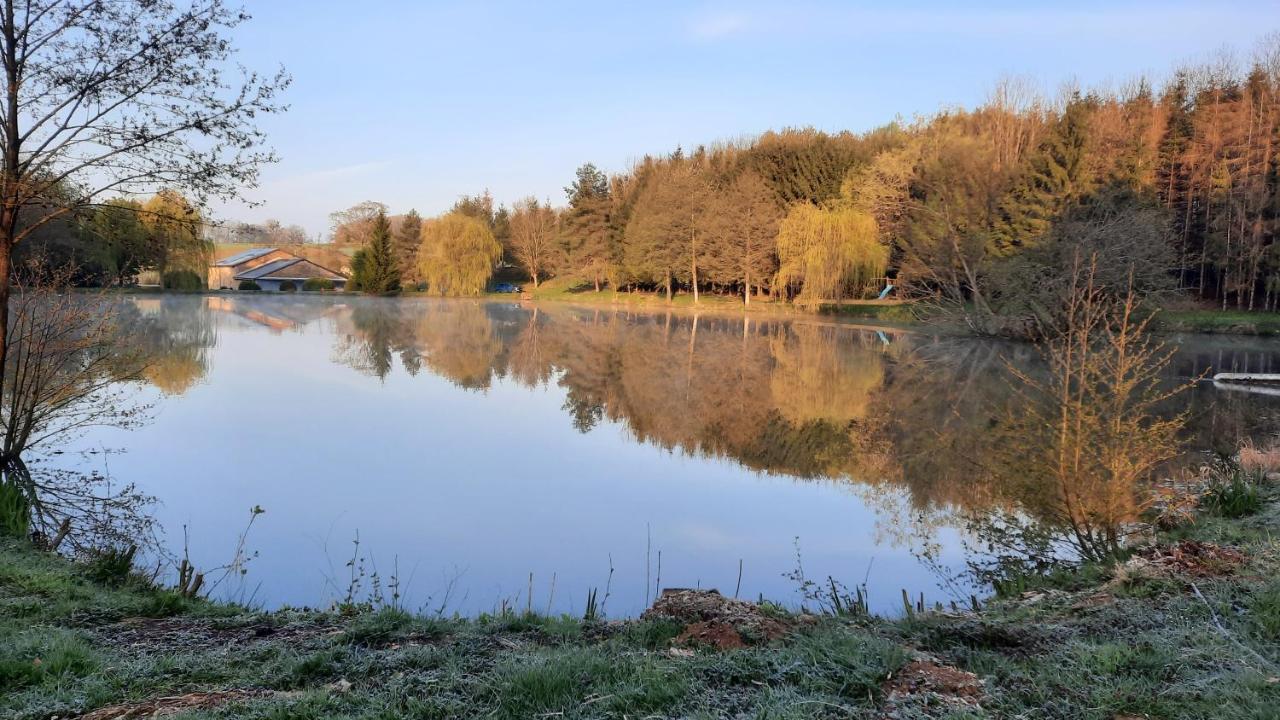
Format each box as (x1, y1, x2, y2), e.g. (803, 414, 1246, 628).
(979, 255, 1195, 570)
(2, 260, 154, 549)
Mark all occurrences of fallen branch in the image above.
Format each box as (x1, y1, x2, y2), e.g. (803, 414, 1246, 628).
(1190, 582, 1279, 673)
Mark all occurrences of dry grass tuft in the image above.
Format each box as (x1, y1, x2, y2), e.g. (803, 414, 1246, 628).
(1239, 439, 1280, 474)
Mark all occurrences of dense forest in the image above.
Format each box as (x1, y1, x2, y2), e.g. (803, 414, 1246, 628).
(37, 38, 1280, 337)
(321, 38, 1280, 335)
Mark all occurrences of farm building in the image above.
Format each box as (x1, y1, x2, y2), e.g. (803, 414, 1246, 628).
(209, 248, 347, 292)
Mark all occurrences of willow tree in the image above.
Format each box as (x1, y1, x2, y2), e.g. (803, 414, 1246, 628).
(417, 212, 502, 296)
(142, 190, 209, 277)
(775, 204, 887, 305)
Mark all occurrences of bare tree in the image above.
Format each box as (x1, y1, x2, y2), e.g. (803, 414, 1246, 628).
(329, 201, 387, 245)
(1, 259, 152, 545)
(999, 256, 1192, 561)
(509, 197, 557, 287)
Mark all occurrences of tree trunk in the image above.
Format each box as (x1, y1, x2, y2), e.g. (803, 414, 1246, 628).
(743, 270, 750, 305)
(0, 238, 10, 400)
(664, 271, 672, 302)
(690, 226, 699, 304)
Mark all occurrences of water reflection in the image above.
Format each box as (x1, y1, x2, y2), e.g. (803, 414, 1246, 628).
(61, 295, 1280, 614)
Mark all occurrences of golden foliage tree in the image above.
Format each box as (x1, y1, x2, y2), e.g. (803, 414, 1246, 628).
(142, 190, 209, 276)
(417, 212, 502, 296)
(775, 204, 887, 305)
(1000, 256, 1191, 561)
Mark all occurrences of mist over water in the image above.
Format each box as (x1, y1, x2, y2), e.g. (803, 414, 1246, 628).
(48, 295, 1280, 615)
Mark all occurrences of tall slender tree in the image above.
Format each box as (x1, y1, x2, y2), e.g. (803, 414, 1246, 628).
(358, 210, 400, 294)
(562, 163, 615, 290)
(994, 96, 1095, 252)
(509, 197, 557, 287)
(393, 210, 423, 283)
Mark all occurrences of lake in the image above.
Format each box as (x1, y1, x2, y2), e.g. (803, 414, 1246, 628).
(46, 294, 1280, 616)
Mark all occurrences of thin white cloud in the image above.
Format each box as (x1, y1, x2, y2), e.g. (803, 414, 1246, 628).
(681, 3, 1269, 43)
(687, 11, 751, 41)
(264, 159, 396, 190)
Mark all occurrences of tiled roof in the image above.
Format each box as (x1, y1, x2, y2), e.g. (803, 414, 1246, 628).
(214, 247, 278, 267)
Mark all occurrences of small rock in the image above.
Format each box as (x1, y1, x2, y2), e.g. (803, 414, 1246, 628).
(326, 678, 352, 694)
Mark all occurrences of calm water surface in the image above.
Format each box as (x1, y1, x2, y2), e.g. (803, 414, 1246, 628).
(51, 295, 1280, 615)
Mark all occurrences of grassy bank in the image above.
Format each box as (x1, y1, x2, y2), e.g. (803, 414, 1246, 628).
(3, 478, 1279, 719)
(1159, 309, 1280, 336)
(486, 279, 919, 326)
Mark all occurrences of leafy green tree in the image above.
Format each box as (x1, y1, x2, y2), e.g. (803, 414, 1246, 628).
(897, 131, 1007, 329)
(355, 210, 400, 294)
(348, 248, 368, 292)
(417, 212, 502, 296)
(79, 200, 153, 287)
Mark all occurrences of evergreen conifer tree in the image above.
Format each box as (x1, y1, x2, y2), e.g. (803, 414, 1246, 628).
(994, 96, 1095, 252)
(360, 210, 401, 293)
(393, 209, 422, 282)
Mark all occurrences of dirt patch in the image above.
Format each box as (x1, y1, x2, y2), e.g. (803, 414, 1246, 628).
(916, 619, 1066, 657)
(75, 690, 277, 720)
(881, 659, 984, 717)
(675, 620, 747, 650)
(642, 589, 791, 647)
(92, 616, 340, 654)
(1139, 540, 1247, 577)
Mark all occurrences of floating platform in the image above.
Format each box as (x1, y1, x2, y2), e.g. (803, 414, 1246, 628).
(1213, 372, 1280, 385)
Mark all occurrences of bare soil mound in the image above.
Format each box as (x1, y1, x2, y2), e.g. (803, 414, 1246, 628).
(642, 589, 791, 648)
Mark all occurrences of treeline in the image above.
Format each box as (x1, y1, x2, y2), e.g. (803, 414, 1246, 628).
(329, 37, 1280, 335)
(19, 189, 210, 289)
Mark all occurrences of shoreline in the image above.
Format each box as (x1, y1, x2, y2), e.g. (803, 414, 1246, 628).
(4, 475, 1277, 718)
(97, 286, 1280, 338)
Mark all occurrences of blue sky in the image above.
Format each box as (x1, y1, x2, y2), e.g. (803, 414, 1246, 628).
(215, 1, 1280, 238)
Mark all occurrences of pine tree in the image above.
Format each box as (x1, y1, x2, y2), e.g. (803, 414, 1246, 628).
(563, 163, 615, 290)
(994, 96, 1095, 253)
(360, 210, 400, 294)
(393, 209, 422, 282)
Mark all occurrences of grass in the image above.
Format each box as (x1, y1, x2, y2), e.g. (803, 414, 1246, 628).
(1160, 308, 1280, 335)
(2, 480, 1279, 718)
(502, 277, 919, 327)
(1204, 467, 1266, 518)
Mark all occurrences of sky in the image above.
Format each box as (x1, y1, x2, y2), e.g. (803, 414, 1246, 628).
(213, 0, 1280, 239)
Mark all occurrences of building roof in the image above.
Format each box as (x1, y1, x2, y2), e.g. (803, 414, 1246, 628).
(214, 247, 279, 267)
(234, 258, 346, 281)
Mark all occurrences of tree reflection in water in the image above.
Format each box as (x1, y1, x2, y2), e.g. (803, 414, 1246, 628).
(114, 295, 1280, 590)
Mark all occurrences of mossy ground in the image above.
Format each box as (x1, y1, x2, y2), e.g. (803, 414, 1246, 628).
(3, 484, 1279, 718)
